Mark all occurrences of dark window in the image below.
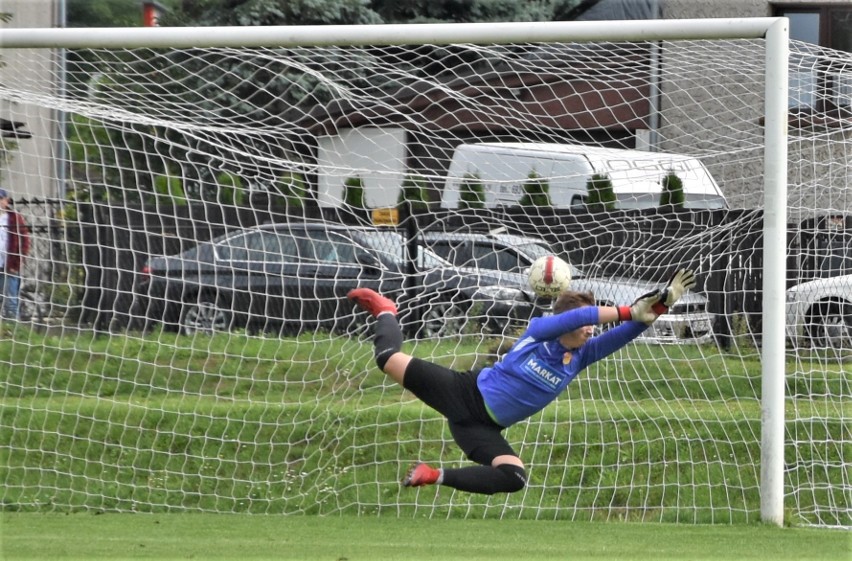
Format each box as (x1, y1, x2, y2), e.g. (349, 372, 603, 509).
(316, 231, 357, 264)
(469, 243, 524, 272)
(220, 232, 267, 262)
(775, 5, 852, 119)
(273, 233, 299, 261)
(429, 241, 473, 267)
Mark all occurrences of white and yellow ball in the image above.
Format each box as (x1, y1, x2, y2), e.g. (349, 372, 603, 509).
(527, 255, 572, 298)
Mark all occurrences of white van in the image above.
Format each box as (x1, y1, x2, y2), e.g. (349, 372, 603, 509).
(440, 142, 727, 210)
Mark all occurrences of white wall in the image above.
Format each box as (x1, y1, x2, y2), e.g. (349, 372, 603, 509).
(0, 0, 61, 200)
(317, 127, 407, 208)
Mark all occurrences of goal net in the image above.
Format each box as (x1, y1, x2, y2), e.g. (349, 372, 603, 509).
(0, 21, 849, 528)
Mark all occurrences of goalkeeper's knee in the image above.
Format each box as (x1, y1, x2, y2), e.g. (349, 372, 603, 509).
(496, 463, 527, 493)
(374, 314, 402, 369)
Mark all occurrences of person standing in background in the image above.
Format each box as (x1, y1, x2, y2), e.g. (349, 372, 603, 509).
(0, 188, 31, 320)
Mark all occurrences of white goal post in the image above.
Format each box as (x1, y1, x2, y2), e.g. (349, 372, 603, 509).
(4, 18, 848, 528)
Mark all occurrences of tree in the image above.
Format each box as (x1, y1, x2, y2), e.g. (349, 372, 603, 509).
(66, 114, 123, 203)
(519, 170, 551, 207)
(153, 173, 187, 206)
(397, 174, 430, 212)
(216, 172, 245, 206)
(344, 175, 366, 209)
(274, 172, 308, 208)
(369, 0, 576, 24)
(164, 0, 381, 26)
(660, 169, 685, 209)
(459, 173, 485, 210)
(66, 0, 148, 28)
(585, 173, 616, 211)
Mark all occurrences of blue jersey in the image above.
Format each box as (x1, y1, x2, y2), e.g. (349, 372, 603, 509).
(477, 306, 648, 427)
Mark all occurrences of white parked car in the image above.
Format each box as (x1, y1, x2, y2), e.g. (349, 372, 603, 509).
(786, 274, 852, 349)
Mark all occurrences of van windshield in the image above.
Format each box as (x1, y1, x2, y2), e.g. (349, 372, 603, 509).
(595, 156, 726, 209)
(614, 192, 728, 210)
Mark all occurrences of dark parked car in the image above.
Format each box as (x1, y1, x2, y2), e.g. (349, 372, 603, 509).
(134, 222, 538, 337)
(419, 231, 714, 344)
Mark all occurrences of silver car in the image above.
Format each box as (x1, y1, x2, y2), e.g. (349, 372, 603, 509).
(420, 231, 714, 344)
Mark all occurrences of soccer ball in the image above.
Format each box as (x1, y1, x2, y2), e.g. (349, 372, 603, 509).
(527, 255, 572, 298)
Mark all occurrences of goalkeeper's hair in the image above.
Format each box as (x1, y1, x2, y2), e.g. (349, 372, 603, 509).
(553, 290, 595, 315)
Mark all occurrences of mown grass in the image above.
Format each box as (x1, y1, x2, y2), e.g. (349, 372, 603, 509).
(0, 323, 849, 527)
(2, 513, 849, 561)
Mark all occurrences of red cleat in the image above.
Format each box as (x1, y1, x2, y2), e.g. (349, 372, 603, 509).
(347, 288, 397, 318)
(402, 462, 440, 487)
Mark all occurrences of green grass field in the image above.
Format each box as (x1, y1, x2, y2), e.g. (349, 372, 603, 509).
(1, 513, 849, 561)
(1, 324, 850, 556)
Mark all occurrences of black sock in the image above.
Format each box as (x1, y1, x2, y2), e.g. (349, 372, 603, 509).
(440, 464, 527, 495)
(374, 313, 402, 369)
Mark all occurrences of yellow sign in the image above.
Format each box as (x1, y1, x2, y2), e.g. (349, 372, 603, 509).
(371, 208, 399, 226)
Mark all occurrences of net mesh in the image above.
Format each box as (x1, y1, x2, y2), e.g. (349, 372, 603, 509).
(0, 33, 849, 527)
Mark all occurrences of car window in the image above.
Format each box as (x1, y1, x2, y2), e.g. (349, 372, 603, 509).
(514, 242, 551, 263)
(216, 231, 303, 263)
(356, 230, 448, 268)
(429, 237, 562, 273)
(218, 232, 267, 262)
(429, 241, 472, 267)
(305, 230, 356, 264)
(469, 243, 521, 272)
(255, 231, 300, 262)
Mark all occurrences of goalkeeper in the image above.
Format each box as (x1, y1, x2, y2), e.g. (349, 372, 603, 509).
(348, 269, 696, 495)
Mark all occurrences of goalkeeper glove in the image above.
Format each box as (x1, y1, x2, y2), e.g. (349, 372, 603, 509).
(654, 269, 697, 313)
(617, 291, 663, 324)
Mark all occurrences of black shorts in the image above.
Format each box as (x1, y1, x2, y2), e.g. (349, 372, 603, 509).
(402, 358, 517, 466)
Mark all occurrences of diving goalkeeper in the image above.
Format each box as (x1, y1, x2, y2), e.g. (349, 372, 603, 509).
(348, 269, 696, 495)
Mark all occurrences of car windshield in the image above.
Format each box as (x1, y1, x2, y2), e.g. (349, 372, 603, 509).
(514, 241, 586, 278)
(354, 230, 450, 269)
(515, 242, 551, 260)
(818, 244, 852, 277)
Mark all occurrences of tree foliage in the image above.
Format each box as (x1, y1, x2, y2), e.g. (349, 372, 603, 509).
(585, 173, 616, 211)
(397, 174, 430, 211)
(274, 172, 308, 207)
(344, 175, 366, 209)
(370, 0, 579, 24)
(519, 170, 551, 207)
(164, 0, 381, 26)
(162, 0, 584, 26)
(660, 169, 685, 209)
(67, 0, 148, 28)
(459, 173, 485, 210)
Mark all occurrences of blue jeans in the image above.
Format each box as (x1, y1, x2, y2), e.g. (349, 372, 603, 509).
(0, 271, 21, 319)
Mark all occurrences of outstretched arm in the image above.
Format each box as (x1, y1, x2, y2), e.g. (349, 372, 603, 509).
(524, 294, 658, 341)
(525, 269, 696, 341)
(525, 306, 601, 340)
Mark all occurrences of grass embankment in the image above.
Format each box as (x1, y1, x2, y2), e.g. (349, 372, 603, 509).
(0, 325, 848, 526)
